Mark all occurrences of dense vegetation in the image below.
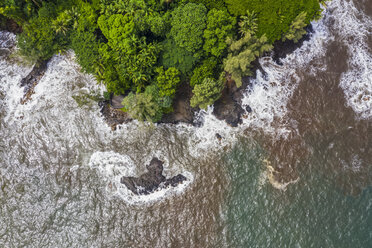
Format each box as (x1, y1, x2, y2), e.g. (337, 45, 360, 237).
(0, 0, 322, 122)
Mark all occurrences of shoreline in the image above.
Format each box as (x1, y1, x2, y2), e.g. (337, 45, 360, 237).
(1, 23, 314, 129)
(99, 25, 315, 129)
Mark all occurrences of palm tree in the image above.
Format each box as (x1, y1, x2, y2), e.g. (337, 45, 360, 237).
(239, 11, 258, 37)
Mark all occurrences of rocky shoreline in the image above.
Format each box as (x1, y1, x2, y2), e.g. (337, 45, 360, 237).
(99, 25, 314, 129)
(1, 22, 313, 129)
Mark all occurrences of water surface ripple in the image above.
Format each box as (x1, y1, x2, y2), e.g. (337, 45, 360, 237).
(0, 0, 371, 247)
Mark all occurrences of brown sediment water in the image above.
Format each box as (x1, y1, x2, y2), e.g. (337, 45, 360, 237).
(252, 1, 372, 194)
(0, 0, 371, 247)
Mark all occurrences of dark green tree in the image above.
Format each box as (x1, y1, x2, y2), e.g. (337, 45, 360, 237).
(190, 58, 217, 87)
(170, 3, 207, 57)
(203, 8, 236, 58)
(160, 38, 198, 75)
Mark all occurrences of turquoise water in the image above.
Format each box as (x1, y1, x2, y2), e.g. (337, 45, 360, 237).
(1, 0, 371, 246)
(225, 139, 371, 247)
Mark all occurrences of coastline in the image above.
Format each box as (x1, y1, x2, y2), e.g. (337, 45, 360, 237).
(99, 25, 315, 129)
(1, 23, 314, 129)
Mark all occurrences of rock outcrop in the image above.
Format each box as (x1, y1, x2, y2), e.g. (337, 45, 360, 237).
(120, 157, 187, 195)
(99, 100, 132, 131)
(20, 60, 48, 104)
(213, 84, 245, 127)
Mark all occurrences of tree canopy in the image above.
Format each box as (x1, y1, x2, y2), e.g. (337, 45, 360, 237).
(0, 0, 321, 122)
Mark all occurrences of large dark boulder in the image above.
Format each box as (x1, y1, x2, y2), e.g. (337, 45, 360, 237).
(213, 86, 244, 127)
(120, 157, 187, 195)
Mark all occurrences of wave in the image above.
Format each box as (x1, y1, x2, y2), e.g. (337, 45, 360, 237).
(240, 9, 330, 136)
(331, 0, 372, 119)
(1, 0, 371, 202)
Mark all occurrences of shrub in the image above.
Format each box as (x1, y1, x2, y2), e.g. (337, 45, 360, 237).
(155, 67, 181, 98)
(224, 0, 321, 43)
(122, 85, 171, 122)
(190, 58, 217, 87)
(282, 12, 308, 43)
(190, 77, 224, 109)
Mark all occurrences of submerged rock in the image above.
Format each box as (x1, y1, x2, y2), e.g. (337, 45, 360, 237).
(245, 105, 252, 113)
(120, 157, 187, 195)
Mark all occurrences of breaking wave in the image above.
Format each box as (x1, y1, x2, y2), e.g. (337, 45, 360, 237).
(332, 0, 372, 119)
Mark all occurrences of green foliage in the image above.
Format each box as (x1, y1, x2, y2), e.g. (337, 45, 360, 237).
(203, 8, 236, 58)
(71, 30, 100, 74)
(0, 0, 39, 23)
(190, 77, 224, 109)
(238, 11, 257, 37)
(147, 12, 170, 37)
(122, 85, 171, 122)
(155, 67, 181, 98)
(160, 38, 198, 75)
(170, 3, 207, 57)
(224, 0, 321, 43)
(52, 11, 72, 35)
(190, 58, 217, 87)
(224, 33, 273, 87)
(116, 38, 161, 92)
(2, 0, 322, 122)
(0, 14, 7, 30)
(282, 12, 307, 43)
(103, 91, 111, 100)
(97, 13, 135, 50)
(188, 0, 225, 9)
(17, 17, 60, 61)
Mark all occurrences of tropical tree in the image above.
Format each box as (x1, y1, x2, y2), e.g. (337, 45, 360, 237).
(170, 3, 207, 57)
(238, 11, 257, 36)
(190, 77, 224, 109)
(190, 58, 217, 87)
(203, 8, 236, 58)
(282, 12, 307, 43)
(224, 33, 272, 87)
(122, 85, 171, 122)
(155, 67, 181, 98)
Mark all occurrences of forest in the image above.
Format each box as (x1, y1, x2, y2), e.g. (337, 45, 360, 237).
(0, 0, 322, 122)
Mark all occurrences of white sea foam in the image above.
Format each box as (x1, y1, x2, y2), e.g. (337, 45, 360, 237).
(330, 0, 372, 119)
(89, 151, 193, 205)
(2, 0, 371, 201)
(187, 106, 235, 156)
(240, 10, 330, 136)
(0, 32, 33, 114)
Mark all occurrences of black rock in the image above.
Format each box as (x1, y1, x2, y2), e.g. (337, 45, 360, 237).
(213, 98, 244, 127)
(164, 174, 187, 187)
(245, 105, 252, 113)
(216, 133, 222, 140)
(120, 157, 187, 195)
(20, 60, 48, 90)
